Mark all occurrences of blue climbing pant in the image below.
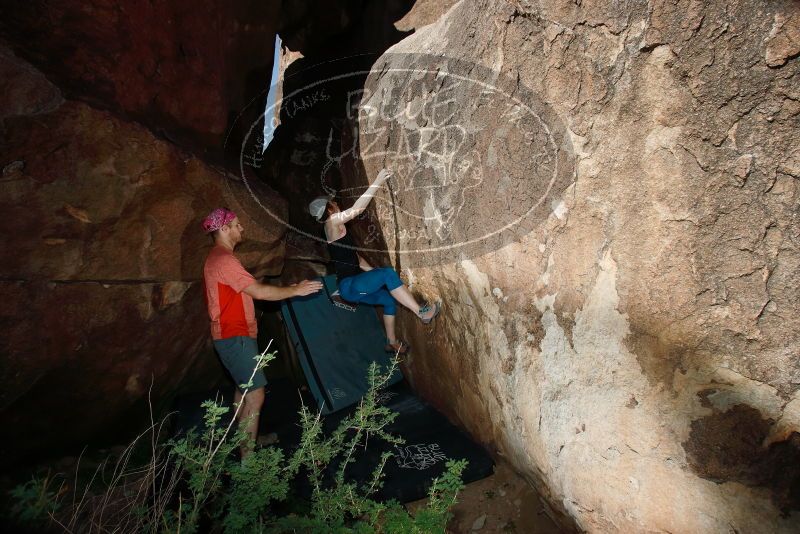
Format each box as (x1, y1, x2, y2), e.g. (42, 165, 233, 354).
(338, 267, 403, 316)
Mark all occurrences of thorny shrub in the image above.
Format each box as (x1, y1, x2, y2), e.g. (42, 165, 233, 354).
(8, 345, 467, 533)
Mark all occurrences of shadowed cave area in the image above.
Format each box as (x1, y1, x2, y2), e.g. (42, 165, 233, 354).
(1, 0, 799, 532)
(684, 401, 800, 514)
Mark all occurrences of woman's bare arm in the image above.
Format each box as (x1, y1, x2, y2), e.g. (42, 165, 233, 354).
(328, 169, 392, 225)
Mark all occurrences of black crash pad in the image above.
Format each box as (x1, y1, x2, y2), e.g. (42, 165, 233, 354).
(281, 275, 402, 415)
(172, 379, 494, 504)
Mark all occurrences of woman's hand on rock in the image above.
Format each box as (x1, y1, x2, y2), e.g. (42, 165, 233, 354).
(376, 168, 393, 183)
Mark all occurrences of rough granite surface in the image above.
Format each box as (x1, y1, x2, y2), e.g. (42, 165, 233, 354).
(0, 46, 286, 463)
(356, 0, 800, 531)
(0, 0, 280, 159)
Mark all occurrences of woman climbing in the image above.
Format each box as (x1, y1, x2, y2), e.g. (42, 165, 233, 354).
(308, 168, 440, 354)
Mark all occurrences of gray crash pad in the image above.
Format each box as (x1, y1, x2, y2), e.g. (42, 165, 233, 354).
(281, 275, 402, 414)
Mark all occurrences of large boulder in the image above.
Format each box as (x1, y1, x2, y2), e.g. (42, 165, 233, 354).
(0, 47, 286, 463)
(354, 0, 800, 531)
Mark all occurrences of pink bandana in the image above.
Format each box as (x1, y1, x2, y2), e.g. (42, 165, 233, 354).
(202, 208, 237, 233)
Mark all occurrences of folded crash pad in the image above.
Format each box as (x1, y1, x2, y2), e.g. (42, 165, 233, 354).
(281, 276, 493, 501)
(281, 275, 402, 414)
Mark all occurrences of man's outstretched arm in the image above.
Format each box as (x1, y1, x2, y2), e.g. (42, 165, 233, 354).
(243, 279, 322, 301)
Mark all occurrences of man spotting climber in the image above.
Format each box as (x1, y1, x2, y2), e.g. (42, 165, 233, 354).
(201, 208, 322, 457)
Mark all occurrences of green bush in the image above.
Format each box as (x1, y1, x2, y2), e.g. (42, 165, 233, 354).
(8, 473, 64, 526)
(8, 349, 467, 533)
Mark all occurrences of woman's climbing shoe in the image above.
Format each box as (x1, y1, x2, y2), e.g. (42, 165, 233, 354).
(384, 339, 410, 355)
(418, 301, 441, 325)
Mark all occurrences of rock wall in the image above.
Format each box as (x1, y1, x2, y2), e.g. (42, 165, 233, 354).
(354, 0, 800, 531)
(1, 0, 797, 526)
(0, 46, 286, 463)
(0, 0, 280, 160)
(0, 0, 424, 466)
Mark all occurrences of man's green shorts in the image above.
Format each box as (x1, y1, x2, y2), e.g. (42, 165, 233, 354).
(213, 336, 267, 391)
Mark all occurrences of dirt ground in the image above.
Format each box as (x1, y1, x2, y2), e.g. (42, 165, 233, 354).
(406, 462, 565, 533)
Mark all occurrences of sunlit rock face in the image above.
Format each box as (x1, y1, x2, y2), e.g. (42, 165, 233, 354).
(356, 0, 800, 530)
(0, 47, 286, 464)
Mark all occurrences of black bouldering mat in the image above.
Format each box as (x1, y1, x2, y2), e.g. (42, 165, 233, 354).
(281, 275, 402, 415)
(172, 273, 493, 504)
(321, 380, 495, 503)
(278, 275, 493, 501)
(172, 379, 493, 504)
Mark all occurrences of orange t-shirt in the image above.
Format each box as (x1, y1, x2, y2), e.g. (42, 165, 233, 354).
(203, 246, 257, 340)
